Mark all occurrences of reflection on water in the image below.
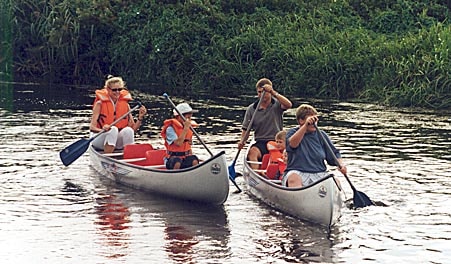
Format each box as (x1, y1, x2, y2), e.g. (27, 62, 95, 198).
(0, 83, 450, 263)
(93, 176, 231, 263)
(95, 194, 131, 259)
(252, 210, 335, 263)
(165, 225, 199, 263)
(160, 202, 230, 263)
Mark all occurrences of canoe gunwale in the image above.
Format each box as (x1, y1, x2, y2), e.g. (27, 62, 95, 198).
(90, 145, 226, 173)
(246, 168, 342, 192)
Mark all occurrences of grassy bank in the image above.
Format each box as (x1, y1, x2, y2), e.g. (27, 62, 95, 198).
(1, 0, 450, 108)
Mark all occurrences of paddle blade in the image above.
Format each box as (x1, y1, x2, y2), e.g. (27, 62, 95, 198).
(353, 190, 374, 208)
(59, 138, 91, 166)
(228, 160, 237, 180)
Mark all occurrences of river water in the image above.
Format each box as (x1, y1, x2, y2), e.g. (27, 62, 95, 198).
(1, 83, 450, 264)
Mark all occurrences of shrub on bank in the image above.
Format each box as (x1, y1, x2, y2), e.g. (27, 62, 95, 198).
(1, 0, 450, 108)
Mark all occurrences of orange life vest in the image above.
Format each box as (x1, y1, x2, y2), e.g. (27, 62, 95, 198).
(267, 141, 286, 176)
(93, 88, 132, 129)
(267, 141, 283, 163)
(161, 118, 197, 157)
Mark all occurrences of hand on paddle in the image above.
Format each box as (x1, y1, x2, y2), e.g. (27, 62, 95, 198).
(336, 158, 348, 175)
(262, 84, 274, 94)
(237, 141, 245, 150)
(138, 105, 147, 119)
(102, 124, 112, 132)
(306, 116, 318, 126)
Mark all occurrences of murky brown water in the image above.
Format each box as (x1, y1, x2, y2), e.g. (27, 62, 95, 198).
(1, 83, 450, 263)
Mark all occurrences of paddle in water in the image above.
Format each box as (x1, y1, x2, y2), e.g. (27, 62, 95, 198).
(59, 102, 141, 166)
(163, 93, 242, 193)
(228, 91, 266, 182)
(314, 123, 374, 208)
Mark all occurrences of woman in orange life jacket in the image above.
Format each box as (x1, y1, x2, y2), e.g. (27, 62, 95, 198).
(161, 103, 200, 170)
(89, 75, 147, 153)
(265, 130, 287, 179)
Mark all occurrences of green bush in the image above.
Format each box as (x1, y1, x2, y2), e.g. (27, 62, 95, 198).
(3, 0, 450, 109)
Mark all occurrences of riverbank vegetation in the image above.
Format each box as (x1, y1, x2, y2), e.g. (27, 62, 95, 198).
(1, 0, 450, 108)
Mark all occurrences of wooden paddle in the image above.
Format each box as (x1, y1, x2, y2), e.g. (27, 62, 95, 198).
(59, 103, 141, 166)
(163, 93, 242, 193)
(228, 91, 266, 181)
(314, 123, 374, 208)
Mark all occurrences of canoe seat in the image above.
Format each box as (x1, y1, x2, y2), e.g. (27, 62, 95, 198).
(123, 143, 154, 165)
(123, 143, 154, 159)
(145, 149, 166, 166)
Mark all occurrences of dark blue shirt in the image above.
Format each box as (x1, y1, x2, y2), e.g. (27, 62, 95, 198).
(285, 127, 342, 173)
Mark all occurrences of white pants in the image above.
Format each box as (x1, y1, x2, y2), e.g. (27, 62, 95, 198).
(91, 126, 134, 150)
(282, 170, 328, 187)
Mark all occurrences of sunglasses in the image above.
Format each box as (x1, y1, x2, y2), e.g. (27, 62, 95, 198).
(109, 87, 124, 92)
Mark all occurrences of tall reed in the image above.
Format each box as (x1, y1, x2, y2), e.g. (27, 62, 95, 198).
(7, 0, 451, 108)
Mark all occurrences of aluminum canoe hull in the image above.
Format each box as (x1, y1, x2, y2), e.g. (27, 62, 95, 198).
(243, 161, 343, 227)
(89, 145, 229, 205)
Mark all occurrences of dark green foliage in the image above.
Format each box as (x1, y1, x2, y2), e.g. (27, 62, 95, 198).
(2, 0, 450, 108)
(0, 0, 13, 83)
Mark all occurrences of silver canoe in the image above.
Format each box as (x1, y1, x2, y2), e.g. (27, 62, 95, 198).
(243, 154, 344, 227)
(89, 145, 229, 205)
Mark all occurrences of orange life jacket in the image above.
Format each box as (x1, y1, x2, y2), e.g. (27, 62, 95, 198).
(93, 88, 132, 129)
(267, 141, 286, 177)
(161, 118, 197, 157)
(267, 141, 283, 163)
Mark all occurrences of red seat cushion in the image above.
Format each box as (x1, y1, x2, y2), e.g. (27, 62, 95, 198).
(145, 149, 167, 166)
(123, 144, 153, 159)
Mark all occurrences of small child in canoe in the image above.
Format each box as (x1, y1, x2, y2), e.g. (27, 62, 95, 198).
(265, 130, 287, 180)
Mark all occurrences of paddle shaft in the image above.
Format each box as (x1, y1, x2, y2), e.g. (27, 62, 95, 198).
(231, 90, 267, 165)
(163, 93, 213, 156)
(314, 123, 374, 208)
(313, 123, 357, 189)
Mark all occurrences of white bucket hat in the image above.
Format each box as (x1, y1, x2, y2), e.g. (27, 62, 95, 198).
(173, 103, 198, 116)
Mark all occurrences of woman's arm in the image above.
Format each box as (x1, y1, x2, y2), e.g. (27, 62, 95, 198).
(130, 105, 147, 131)
(90, 102, 103, 133)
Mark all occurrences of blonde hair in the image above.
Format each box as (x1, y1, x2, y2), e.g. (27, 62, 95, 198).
(256, 78, 272, 89)
(104, 75, 126, 89)
(275, 130, 286, 141)
(295, 104, 318, 120)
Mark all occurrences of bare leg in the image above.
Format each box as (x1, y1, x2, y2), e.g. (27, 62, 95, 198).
(287, 172, 303, 188)
(173, 162, 182, 169)
(247, 146, 262, 170)
(104, 144, 115, 153)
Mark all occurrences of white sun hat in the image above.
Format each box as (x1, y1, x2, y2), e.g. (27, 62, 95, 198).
(173, 103, 198, 116)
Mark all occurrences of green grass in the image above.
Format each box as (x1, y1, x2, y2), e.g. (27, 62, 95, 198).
(3, 0, 451, 109)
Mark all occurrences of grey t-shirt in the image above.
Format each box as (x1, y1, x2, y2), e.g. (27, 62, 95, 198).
(242, 98, 286, 141)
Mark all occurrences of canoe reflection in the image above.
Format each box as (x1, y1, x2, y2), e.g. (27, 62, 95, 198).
(95, 194, 130, 231)
(93, 177, 231, 263)
(94, 194, 130, 258)
(164, 225, 199, 263)
(159, 200, 230, 263)
(253, 210, 336, 263)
